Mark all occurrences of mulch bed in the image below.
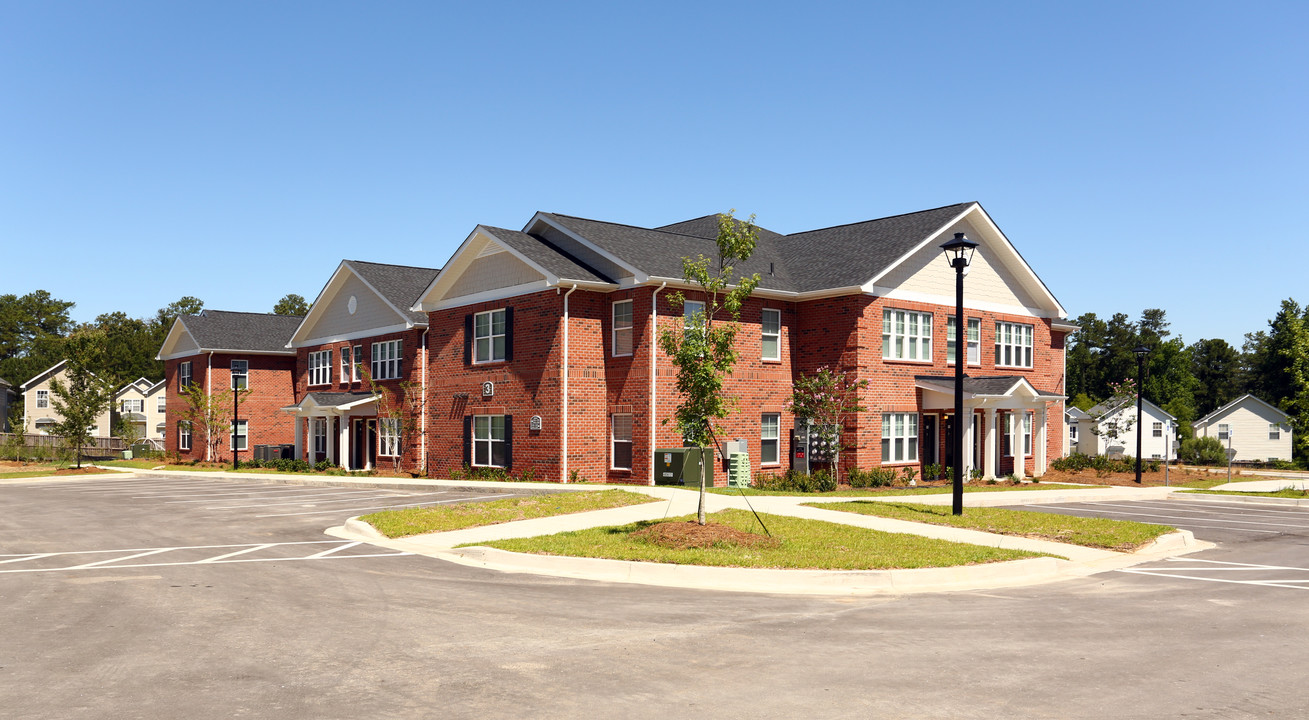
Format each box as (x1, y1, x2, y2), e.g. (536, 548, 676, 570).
(633, 520, 780, 550)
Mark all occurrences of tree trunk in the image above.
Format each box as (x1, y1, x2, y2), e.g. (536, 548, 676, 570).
(697, 450, 707, 525)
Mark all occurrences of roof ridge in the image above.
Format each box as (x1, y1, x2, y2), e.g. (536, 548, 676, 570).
(783, 202, 975, 238)
(196, 309, 303, 319)
(652, 213, 722, 229)
(347, 259, 442, 273)
(544, 212, 721, 243)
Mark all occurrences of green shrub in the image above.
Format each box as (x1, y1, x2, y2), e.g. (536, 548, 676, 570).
(1051, 452, 1159, 474)
(1177, 436, 1226, 466)
(751, 469, 836, 493)
(847, 467, 897, 488)
(900, 466, 918, 485)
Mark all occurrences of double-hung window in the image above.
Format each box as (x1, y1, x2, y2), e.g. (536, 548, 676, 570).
(612, 300, 633, 356)
(1003, 414, 1014, 456)
(882, 309, 932, 361)
(179, 361, 192, 389)
(372, 339, 402, 380)
(308, 350, 331, 385)
(35, 389, 49, 409)
(312, 418, 327, 455)
(995, 322, 1034, 368)
(761, 309, 781, 361)
(230, 420, 248, 452)
(378, 418, 401, 457)
(340, 348, 351, 382)
(231, 359, 248, 390)
(611, 413, 633, 470)
(157, 395, 166, 413)
(472, 415, 507, 467)
(761, 413, 780, 465)
(1022, 412, 1033, 456)
(947, 316, 981, 365)
(474, 310, 506, 363)
(1217, 423, 1230, 440)
(1270, 423, 1281, 441)
(683, 300, 706, 338)
(121, 399, 143, 413)
(178, 421, 191, 451)
(352, 345, 363, 381)
(1152, 421, 1163, 438)
(881, 412, 918, 463)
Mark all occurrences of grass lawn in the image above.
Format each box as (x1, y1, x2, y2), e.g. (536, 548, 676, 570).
(1175, 477, 1229, 489)
(361, 490, 657, 538)
(700, 483, 1088, 498)
(807, 501, 1174, 551)
(1181, 488, 1308, 499)
(0, 465, 114, 479)
(471, 509, 1049, 569)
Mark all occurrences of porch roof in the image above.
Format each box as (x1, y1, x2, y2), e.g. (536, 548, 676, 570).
(915, 375, 1063, 409)
(282, 392, 377, 414)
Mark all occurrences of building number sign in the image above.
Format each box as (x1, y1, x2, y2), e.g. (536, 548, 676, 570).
(481, 381, 494, 397)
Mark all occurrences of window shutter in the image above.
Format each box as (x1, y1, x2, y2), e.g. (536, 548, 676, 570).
(464, 314, 473, 365)
(504, 307, 514, 362)
(462, 415, 471, 469)
(503, 414, 513, 470)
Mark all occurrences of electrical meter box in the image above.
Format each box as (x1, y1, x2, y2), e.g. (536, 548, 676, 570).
(654, 448, 714, 486)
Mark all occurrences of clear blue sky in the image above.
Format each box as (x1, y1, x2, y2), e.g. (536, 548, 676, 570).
(3, 1, 1305, 348)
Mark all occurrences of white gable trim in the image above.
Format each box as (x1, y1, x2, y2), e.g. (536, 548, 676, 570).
(1194, 393, 1290, 427)
(871, 286, 1051, 319)
(288, 261, 419, 348)
(426, 280, 553, 312)
(156, 318, 195, 361)
(18, 360, 69, 391)
(297, 322, 414, 348)
(527, 213, 647, 282)
(414, 226, 566, 311)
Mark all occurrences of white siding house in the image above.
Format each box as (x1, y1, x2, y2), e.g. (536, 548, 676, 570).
(1193, 394, 1293, 462)
(1076, 398, 1176, 461)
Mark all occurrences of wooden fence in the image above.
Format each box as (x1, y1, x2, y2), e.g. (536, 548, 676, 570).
(0, 433, 128, 456)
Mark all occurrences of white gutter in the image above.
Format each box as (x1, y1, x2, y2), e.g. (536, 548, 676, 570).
(649, 281, 666, 486)
(420, 328, 428, 476)
(206, 351, 213, 462)
(560, 284, 578, 483)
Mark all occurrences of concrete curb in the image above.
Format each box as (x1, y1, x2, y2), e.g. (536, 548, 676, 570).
(0, 471, 135, 485)
(1170, 492, 1309, 508)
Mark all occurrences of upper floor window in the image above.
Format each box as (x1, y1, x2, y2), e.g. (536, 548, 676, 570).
(157, 395, 166, 413)
(308, 350, 332, 386)
(683, 300, 706, 337)
(474, 309, 506, 363)
(231, 359, 248, 390)
(947, 316, 981, 365)
(340, 347, 351, 382)
(1269, 423, 1281, 441)
(995, 321, 1034, 368)
(371, 340, 402, 380)
(761, 309, 781, 361)
(120, 399, 143, 413)
(1152, 421, 1163, 438)
(612, 300, 633, 357)
(179, 361, 192, 389)
(35, 389, 49, 408)
(882, 309, 932, 361)
(352, 345, 363, 381)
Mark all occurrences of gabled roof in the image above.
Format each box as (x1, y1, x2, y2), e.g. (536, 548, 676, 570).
(158, 310, 303, 360)
(289, 260, 440, 346)
(281, 391, 377, 412)
(1066, 406, 1091, 420)
(915, 374, 1063, 400)
(19, 360, 69, 391)
(481, 226, 612, 284)
(1088, 397, 1176, 422)
(1194, 393, 1290, 427)
(0, 376, 12, 389)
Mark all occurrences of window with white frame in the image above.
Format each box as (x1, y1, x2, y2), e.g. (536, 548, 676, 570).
(230, 420, 248, 451)
(881, 412, 918, 463)
(308, 350, 331, 385)
(947, 316, 981, 365)
(1217, 423, 1230, 440)
(312, 418, 326, 455)
(683, 300, 705, 336)
(1152, 421, 1163, 438)
(611, 300, 633, 357)
(882, 309, 932, 361)
(372, 339, 402, 380)
(1003, 414, 1014, 456)
(1269, 423, 1281, 441)
(352, 345, 363, 381)
(472, 415, 506, 467)
(1022, 412, 1033, 456)
(761, 309, 781, 361)
(378, 418, 401, 457)
(179, 361, 192, 389)
(157, 395, 166, 413)
(231, 359, 248, 390)
(35, 389, 49, 408)
(474, 309, 506, 363)
(120, 399, 143, 413)
(611, 413, 633, 470)
(340, 347, 351, 382)
(761, 413, 780, 465)
(995, 322, 1034, 368)
(1070, 423, 1079, 442)
(156, 423, 166, 439)
(178, 421, 192, 451)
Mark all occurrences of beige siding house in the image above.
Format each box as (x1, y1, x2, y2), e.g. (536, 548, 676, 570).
(1193, 394, 1293, 462)
(19, 361, 114, 437)
(114, 378, 167, 445)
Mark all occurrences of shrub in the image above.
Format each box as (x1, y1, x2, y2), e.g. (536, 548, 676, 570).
(1177, 436, 1227, 466)
(751, 469, 836, 493)
(900, 467, 918, 486)
(848, 467, 897, 488)
(1051, 452, 1159, 474)
(923, 463, 941, 482)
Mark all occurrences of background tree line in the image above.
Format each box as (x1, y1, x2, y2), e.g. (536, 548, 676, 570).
(1067, 298, 1309, 461)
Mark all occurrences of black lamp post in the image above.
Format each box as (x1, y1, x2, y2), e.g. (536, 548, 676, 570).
(1133, 345, 1149, 484)
(941, 232, 978, 516)
(232, 379, 240, 471)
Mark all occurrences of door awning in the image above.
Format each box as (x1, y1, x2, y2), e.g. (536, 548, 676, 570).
(915, 375, 1064, 410)
(281, 392, 378, 414)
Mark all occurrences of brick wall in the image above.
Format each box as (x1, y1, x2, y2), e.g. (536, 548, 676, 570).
(164, 353, 297, 462)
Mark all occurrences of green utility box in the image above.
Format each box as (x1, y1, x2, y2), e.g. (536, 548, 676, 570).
(654, 447, 714, 486)
(728, 452, 751, 488)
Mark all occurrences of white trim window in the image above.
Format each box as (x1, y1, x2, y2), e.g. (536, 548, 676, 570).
(947, 316, 981, 365)
(882, 309, 932, 361)
(1004, 414, 1014, 457)
(995, 322, 1034, 368)
(156, 395, 166, 413)
(120, 399, 143, 413)
(472, 415, 506, 467)
(1022, 412, 1033, 456)
(1217, 423, 1230, 441)
(1270, 423, 1281, 441)
(611, 413, 633, 470)
(474, 309, 507, 363)
(378, 417, 401, 457)
(371, 339, 402, 380)
(881, 412, 919, 463)
(1152, 421, 1163, 438)
(231, 359, 248, 390)
(178, 421, 191, 451)
(230, 420, 248, 452)
(683, 300, 706, 338)
(352, 345, 363, 381)
(35, 389, 49, 409)
(340, 347, 351, 382)
(612, 300, 633, 357)
(308, 350, 331, 386)
(761, 308, 781, 361)
(179, 361, 192, 389)
(761, 413, 780, 465)
(312, 418, 327, 455)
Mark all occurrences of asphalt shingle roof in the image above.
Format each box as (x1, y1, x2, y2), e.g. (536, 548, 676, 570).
(182, 310, 303, 353)
(347, 260, 441, 324)
(481, 226, 612, 284)
(306, 391, 374, 407)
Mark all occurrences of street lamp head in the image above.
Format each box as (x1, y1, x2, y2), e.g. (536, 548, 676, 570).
(1133, 345, 1150, 358)
(940, 232, 978, 270)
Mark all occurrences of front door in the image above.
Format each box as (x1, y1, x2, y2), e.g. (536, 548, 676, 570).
(943, 414, 956, 470)
(921, 415, 938, 466)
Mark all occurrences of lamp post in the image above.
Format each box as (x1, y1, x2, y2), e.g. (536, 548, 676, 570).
(941, 232, 977, 516)
(1133, 345, 1149, 483)
(232, 379, 240, 471)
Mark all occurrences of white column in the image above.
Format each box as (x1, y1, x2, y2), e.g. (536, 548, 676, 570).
(963, 411, 975, 482)
(337, 414, 350, 469)
(294, 416, 303, 461)
(985, 408, 997, 480)
(325, 416, 336, 465)
(1013, 411, 1026, 480)
(1036, 406, 1048, 476)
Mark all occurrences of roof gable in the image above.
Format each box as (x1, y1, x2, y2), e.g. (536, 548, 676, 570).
(158, 311, 302, 360)
(290, 261, 439, 346)
(19, 360, 68, 391)
(1195, 394, 1290, 426)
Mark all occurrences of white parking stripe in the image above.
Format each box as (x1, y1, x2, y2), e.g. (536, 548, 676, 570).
(164, 489, 404, 503)
(1075, 500, 1309, 519)
(253, 493, 514, 517)
(1036, 505, 1309, 530)
(206, 491, 444, 509)
(0, 540, 344, 558)
(65, 548, 176, 569)
(196, 544, 275, 563)
(0, 553, 53, 565)
(0, 552, 413, 574)
(1117, 569, 1309, 590)
(306, 542, 361, 558)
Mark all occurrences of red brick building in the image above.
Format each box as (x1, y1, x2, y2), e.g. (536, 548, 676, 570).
(414, 202, 1074, 485)
(156, 311, 303, 462)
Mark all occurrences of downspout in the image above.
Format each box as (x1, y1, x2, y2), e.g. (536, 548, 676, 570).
(649, 282, 666, 486)
(206, 351, 213, 462)
(420, 328, 428, 476)
(560, 284, 578, 483)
